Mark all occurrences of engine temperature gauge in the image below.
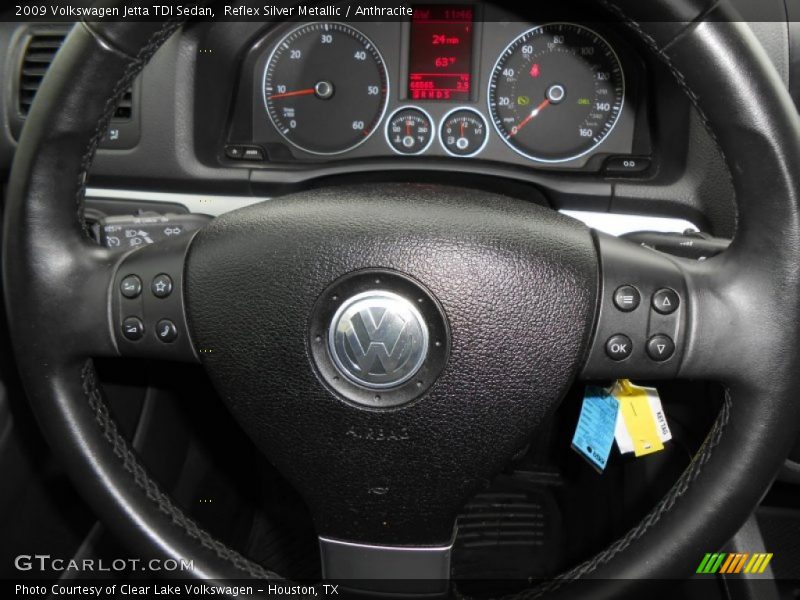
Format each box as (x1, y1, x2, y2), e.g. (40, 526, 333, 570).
(385, 107, 434, 155)
(440, 108, 488, 157)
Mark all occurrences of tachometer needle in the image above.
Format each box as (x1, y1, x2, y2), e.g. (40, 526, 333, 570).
(510, 99, 551, 137)
(268, 88, 316, 100)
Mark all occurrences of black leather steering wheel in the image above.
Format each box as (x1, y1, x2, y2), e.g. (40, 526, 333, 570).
(5, 0, 800, 597)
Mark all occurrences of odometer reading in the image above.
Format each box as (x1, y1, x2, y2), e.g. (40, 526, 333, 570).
(408, 5, 474, 101)
(488, 23, 625, 163)
(263, 23, 389, 155)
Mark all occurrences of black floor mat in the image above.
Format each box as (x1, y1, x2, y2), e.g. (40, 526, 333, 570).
(452, 485, 561, 586)
(757, 506, 800, 580)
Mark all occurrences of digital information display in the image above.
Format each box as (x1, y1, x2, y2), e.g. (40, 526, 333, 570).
(408, 5, 474, 101)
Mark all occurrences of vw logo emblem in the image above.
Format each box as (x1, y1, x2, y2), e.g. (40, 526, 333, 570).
(328, 291, 429, 389)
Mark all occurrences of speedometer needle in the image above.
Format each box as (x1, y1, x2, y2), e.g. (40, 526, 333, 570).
(510, 99, 551, 137)
(268, 88, 316, 100)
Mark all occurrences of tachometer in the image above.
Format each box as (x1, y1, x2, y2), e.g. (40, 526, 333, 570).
(263, 23, 389, 155)
(488, 23, 624, 163)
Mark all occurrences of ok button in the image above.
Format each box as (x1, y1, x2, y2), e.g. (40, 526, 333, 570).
(605, 334, 633, 361)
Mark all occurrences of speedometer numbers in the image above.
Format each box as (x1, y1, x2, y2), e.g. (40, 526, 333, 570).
(488, 23, 625, 163)
(263, 23, 389, 155)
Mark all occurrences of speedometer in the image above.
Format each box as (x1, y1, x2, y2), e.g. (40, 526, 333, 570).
(263, 23, 389, 156)
(488, 23, 624, 163)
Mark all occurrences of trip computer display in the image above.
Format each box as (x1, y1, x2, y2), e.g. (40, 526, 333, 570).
(408, 5, 474, 101)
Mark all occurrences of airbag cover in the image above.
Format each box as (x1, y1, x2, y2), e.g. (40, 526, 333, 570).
(185, 184, 597, 544)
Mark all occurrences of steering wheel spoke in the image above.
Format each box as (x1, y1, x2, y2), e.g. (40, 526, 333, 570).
(319, 536, 452, 595)
(111, 235, 198, 363)
(582, 232, 758, 385)
(582, 232, 689, 380)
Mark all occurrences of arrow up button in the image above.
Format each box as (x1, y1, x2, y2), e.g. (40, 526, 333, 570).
(646, 334, 675, 362)
(652, 288, 680, 315)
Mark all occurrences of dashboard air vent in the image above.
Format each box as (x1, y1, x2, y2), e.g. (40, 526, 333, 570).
(18, 30, 133, 120)
(114, 89, 134, 120)
(18, 31, 66, 117)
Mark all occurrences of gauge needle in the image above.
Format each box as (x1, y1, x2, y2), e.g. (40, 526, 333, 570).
(510, 99, 551, 137)
(268, 88, 316, 100)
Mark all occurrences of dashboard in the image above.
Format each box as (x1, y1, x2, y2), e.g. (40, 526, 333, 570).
(225, 4, 646, 172)
(0, 0, 794, 244)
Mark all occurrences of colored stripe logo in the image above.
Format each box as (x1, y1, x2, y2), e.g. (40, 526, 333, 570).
(696, 553, 773, 574)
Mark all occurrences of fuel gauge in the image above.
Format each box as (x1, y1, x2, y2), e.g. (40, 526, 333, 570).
(385, 107, 434, 155)
(441, 108, 488, 157)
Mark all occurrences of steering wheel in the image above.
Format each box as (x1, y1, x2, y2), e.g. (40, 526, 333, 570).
(5, 0, 800, 597)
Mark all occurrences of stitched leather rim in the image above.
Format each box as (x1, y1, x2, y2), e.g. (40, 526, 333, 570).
(81, 363, 275, 578)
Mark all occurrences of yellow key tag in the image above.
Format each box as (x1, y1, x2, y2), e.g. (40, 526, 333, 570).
(611, 379, 664, 457)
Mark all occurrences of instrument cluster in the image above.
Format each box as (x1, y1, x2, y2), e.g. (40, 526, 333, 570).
(245, 4, 644, 171)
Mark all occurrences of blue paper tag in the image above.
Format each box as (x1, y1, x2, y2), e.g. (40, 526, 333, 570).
(571, 386, 619, 472)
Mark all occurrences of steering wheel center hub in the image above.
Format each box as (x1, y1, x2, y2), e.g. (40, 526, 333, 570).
(330, 290, 428, 389)
(310, 270, 449, 407)
(184, 184, 597, 545)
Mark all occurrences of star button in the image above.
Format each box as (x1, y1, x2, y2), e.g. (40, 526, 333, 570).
(151, 274, 173, 298)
